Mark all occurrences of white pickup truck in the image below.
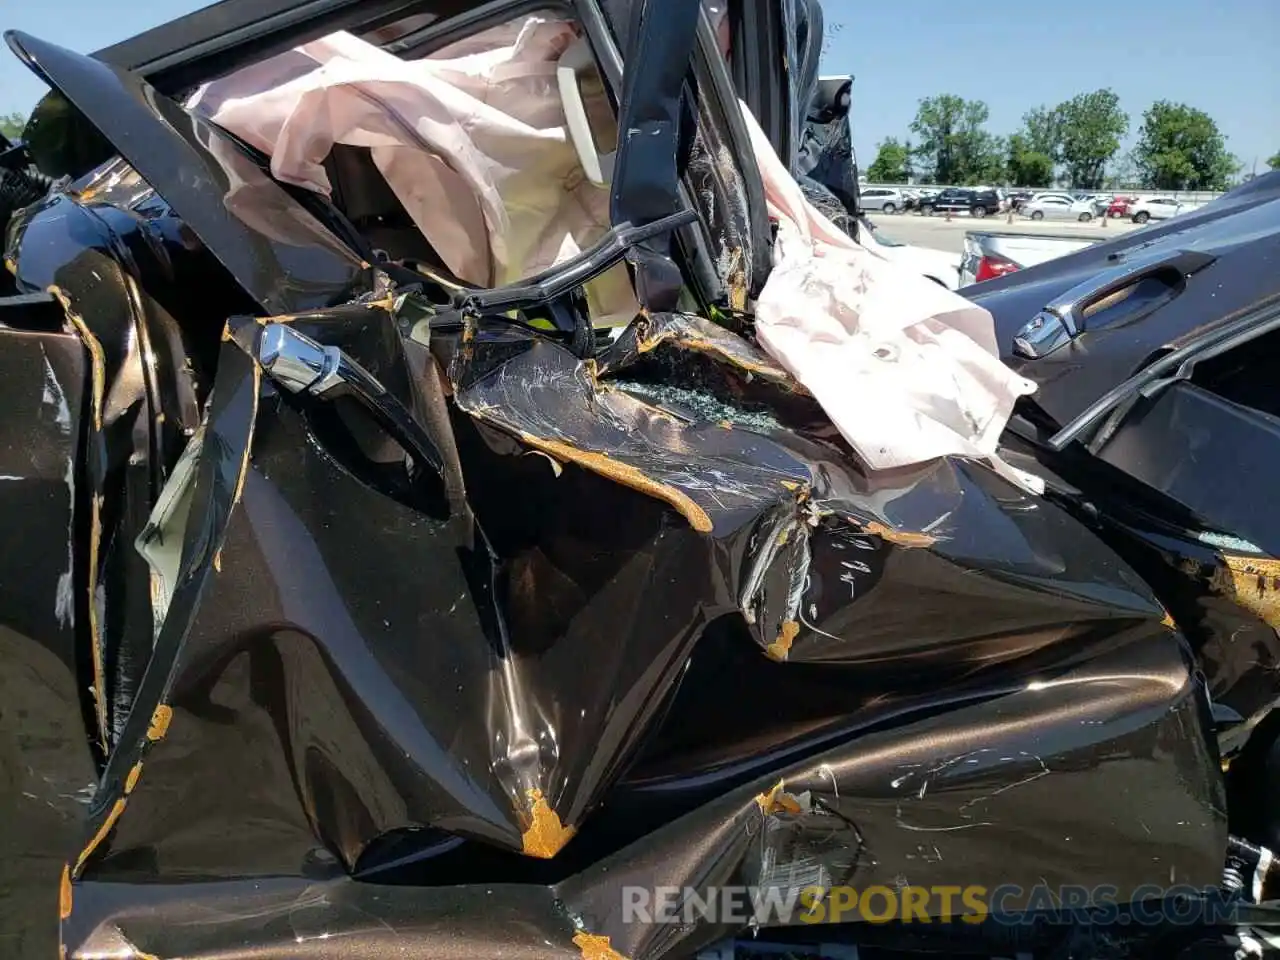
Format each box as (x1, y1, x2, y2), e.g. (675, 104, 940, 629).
(960, 229, 1099, 286)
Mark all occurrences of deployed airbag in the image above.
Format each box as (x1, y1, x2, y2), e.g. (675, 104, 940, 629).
(743, 105, 1039, 476)
(191, 16, 640, 325)
(193, 17, 1034, 480)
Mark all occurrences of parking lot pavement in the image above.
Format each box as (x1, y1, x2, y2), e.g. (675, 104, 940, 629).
(867, 211, 1142, 255)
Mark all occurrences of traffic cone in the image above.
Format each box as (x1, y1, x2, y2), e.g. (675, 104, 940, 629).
(945, 208, 952, 222)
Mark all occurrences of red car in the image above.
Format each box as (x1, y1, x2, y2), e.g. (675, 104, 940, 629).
(1107, 195, 1138, 218)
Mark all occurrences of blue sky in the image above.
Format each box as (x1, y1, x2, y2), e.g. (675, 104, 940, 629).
(2, 0, 1277, 171)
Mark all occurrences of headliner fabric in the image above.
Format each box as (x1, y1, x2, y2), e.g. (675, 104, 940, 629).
(191, 16, 639, 326)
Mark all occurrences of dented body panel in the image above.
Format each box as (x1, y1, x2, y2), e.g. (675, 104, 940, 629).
(63, 629, 1220, 958)
(0, 6, 1271, 960)
(0, 312, 99, 957)
(46, 297, 1225, 957)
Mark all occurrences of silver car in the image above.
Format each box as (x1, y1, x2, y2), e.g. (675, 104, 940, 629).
(1129, 197, 1192, 223)
(1020, 195, 1097, 222)
(859, 187, 906, 214)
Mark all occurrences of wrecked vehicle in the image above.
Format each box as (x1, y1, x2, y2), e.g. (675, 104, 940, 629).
(798, 75, 961, 290)
(1, 0, 1279, 957)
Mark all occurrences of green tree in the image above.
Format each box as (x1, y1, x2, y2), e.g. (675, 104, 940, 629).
(1022, 105, 1063, 160)
(1055, 89, 1128, 189)
(909, 94, 1002, 185)
(865, 137, 912, 182)
(0, 111, 26, 140)
(1006, 134, 1054, 187)
(1268, 151, 1280, 171)
(1134, 101, 1238, 190)
(1104, 151, 1141, 189)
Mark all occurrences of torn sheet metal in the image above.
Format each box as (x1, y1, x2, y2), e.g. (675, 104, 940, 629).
(0, 318, 98, 959)
(9, 189, 215, 748)
(62, 623, 1223, 960)
(58, 291, 1225, 959)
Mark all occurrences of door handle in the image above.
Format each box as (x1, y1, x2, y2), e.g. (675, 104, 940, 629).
(258, 322, 444, 478)
(1012, 248, 1217, 360)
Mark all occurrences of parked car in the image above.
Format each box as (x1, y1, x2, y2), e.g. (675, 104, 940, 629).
(918, 186, 1001, 217)
(1020, 194, 1097, 221)
(1027, 190, 1077, 206)
(4, 0, 1280, 958)
(858, 186, 906, 213)
(900, 187, 935, 212)
(1088, 194, 1113, 216)
(905, 187, 938, 211)
(1107, 195, 1138, 218)
(1008, 190, 1036, 211)
(959, 228, 1099, 285)
(1130, 195, 1187, 223)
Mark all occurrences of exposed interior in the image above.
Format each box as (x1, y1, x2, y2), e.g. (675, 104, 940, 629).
(135, 422, 205, 636)
(1189, 323, 1280, 419)
(189, 9, 640, 325)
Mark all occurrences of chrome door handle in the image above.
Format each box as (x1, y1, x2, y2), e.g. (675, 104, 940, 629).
(1012, 248, 1216, 359)
(257, 322, 443, 477)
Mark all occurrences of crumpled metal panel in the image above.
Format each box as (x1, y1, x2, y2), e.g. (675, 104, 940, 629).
(63, 624, 1222, 960)
(57, 298, 1226, 959)
(6, 31, 372, 317)
(0, 316, 98, 958)
(7, 183, 233, 749)
(556, 631, 1221, 960)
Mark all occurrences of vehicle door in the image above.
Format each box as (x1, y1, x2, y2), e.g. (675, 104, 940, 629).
(1038, 297, 1280, 768)
(1030, 197, 1066, 220)
(4, 1, 775, 953)
(859, 187, 883, 209)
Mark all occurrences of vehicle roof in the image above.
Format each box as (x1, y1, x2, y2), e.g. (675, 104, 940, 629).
(92, 0, 454, 91)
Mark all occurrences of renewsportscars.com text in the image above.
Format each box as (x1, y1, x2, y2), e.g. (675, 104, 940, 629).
(621, 884, 1249, 927)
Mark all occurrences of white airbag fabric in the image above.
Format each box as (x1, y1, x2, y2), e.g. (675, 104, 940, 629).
(190, 16, 639, 325)
(195, 24, 1036, 480)
(741, 106, 1038, 475)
